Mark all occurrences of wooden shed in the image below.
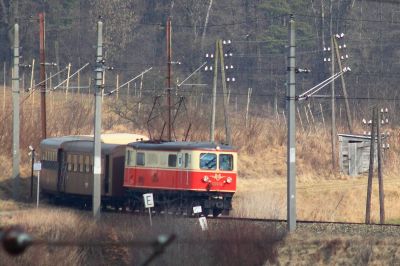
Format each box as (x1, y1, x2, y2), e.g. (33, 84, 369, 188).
(338, 134, 377, 176)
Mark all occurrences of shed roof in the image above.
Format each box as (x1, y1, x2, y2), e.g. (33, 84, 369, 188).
(338, 134, 373, 140)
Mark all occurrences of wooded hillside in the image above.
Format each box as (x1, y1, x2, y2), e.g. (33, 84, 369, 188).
(0, 0, 399, 124)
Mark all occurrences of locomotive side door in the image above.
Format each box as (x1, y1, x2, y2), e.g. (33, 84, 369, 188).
(177, 153, 183, 189)
(178, 152, 190, 189)
(125, 148, 137, 187)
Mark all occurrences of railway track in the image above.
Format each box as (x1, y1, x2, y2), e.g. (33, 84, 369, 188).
(1, 203, 398, 230)
(202, 216, 400, 237)
(101, 207, 400, 237)
(0, 205, 400, 237)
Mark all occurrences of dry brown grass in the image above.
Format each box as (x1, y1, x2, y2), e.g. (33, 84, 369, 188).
(2, 209, 400, 265)
(277, 233, 400, 265)
(0, 209, 283, 265)
(0, 209, 105, 265)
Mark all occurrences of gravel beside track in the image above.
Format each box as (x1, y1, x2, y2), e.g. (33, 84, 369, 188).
(207, 216, 400, 237)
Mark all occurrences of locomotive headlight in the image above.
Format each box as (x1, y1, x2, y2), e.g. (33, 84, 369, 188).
(226, 177, 232, 184)
(203, 176, 209, 182)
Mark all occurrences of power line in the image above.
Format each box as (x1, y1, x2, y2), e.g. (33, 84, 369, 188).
(99, 87, 400, 102)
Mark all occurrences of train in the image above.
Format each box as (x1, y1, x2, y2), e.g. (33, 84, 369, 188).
(40, 133, 238, 216)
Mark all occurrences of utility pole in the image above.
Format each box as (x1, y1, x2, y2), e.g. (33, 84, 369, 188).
(166, 17, 172, 141)
(246, 88, 253, 128)
(116, 74, 119, 99)
(365, 107, 377, 224)
(39, 12, 47, 140)
(208, 40, 232, 144)
(210, 40, 218, 142)
(365, 107, 385, 224)
(3, 62, 6, 112)
(65, 63, 71, 99)
(12, 23, 20, 200)
(30, 59, 35, 91)
(377, 109, 385, 224)
(54, 41, 61, 84)
(218, 40, 232, 145)
(93, 19, 104, 220)
(330, 36, 336, 170)
(333, 37, 352, 133)
(287, 15, 296, 232)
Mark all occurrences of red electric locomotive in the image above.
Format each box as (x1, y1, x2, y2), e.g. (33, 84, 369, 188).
(124, 141, 237, 216)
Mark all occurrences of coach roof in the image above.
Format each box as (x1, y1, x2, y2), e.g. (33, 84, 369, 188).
(40, 133, 149, 150)
(40, 136, 92, 149)
(61, 140, 122, 154)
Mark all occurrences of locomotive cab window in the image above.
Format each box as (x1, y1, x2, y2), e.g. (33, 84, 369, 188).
(200, 153, 217, 170)
(126, 150, 130, 165)
(126, 150, 136, 166)
(137, 152, 145, 166)
(168, 154, 177, 167)
(219, 154, 233, 171)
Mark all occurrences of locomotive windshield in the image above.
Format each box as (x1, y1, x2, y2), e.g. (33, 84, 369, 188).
(219, 154, 233, 171)
(200, 153, 217, 170)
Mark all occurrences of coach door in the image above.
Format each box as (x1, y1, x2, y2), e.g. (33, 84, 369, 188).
(57, 149, 66, 192)
(104, 155, 110, 194)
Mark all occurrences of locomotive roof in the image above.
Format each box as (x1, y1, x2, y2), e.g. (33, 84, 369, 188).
(128, 141, 236, 152)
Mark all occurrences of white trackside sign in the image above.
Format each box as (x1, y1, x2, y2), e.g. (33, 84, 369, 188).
(193, 205, 202, 214)
(143, 193, 154, 208)
(33, 162, 42, 171)
(199, 216, 208, 231)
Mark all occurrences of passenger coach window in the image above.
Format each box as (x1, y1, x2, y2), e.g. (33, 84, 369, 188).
(168, 154, 177, 167)
(85, 155, 90, 173)
(42, 151, 47, 161)
(137, 152, 145, 166)
(90, 156, 94, 172)
(219, 154, 233, 171)
(73, 155, 78, 172)
(79, 156, 84, 172)
(67, 154, 72, 171)
(200, 153, 217, 170)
